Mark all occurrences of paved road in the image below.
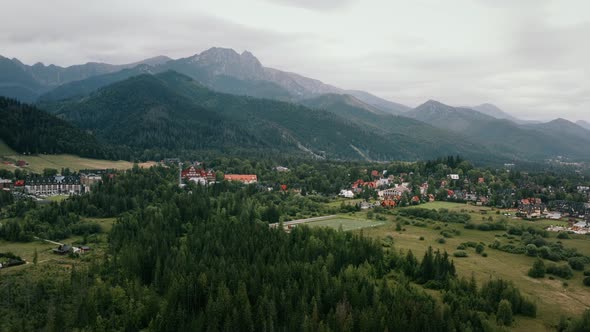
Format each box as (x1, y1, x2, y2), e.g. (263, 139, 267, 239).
(269, 215, 337, 228)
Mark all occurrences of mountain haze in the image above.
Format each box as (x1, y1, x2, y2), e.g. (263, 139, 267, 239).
(405, 100, 590, 161)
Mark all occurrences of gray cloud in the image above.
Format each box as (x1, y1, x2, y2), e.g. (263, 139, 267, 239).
(266, 0, 355, 11)
(0, 0, 588, 121)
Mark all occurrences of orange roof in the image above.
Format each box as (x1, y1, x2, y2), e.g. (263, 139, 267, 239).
(224, 174, 257, 182)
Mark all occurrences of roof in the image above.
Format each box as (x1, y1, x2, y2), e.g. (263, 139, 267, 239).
(26, 175, 81, 185)
(224, 174, 257, 182)
(181, 166, 215, 179)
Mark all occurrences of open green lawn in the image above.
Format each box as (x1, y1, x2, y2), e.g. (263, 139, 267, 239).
(0, 139, 145, 173)
(0, 140, 16, 156)
(44, 195, 70, 202)
(306, 215, 386, 231)
(0, 218, 114, 272)
(4, 154, 135, 173)
(359, 201, 590, 331)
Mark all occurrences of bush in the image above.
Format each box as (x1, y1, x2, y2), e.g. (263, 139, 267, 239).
(496, 299, 513, 326)
(584, 277, 590, 287)
(557, 232, 570, 239)
(419, 236, 425, 241)
(546, 264, 573, 279)
(437, 238, 446, 244)
(583, 270, 590, 277)
(457, 244, 466, 250)
(525, 244, 538, 257)
(528, 259, 545, 278)
(453, 251, 468, 258)
(475, 243, 485, 254)
(441, 231, 454, 238)
(568, 257, 586, 271)
(482, 252, 488, 257)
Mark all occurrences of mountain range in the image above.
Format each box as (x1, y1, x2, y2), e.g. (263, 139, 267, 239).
(39, 71, 493, 161)
(1, 47, 589, 163)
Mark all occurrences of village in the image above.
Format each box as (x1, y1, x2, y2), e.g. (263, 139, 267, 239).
(338, 169, 590, 234)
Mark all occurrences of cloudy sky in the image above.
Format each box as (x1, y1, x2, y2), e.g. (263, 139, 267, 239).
(2, 0, 589, 121)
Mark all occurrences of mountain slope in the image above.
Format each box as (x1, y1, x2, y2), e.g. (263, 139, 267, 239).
(42, 71, 496, 161)
(38, 65, 156, 102)
(346, 90, 411, 114)
(576, 120, 590, 131)
(0, 97, 117, 158)
(405, 100, 590, 161)
(469, 103, 521, 122)
(0, 55, 171, 102)
(527, 118, 590, 141)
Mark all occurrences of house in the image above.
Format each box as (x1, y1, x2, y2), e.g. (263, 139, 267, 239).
(16, 160, 28, 167)
(428, 194, 435, 202)
(275, 166, 289, 172)
(411, 196, 421, 204)
(79, 246, 91, 253)
(182, 166, 216, 185)
(14, 180, 24, 188)
(448, 174, 460, 180)
(53, 244, 72, 255)
(376, 178, 391, 187)
(359, 201, 372, 209)
(478, 177, 485, 184)
(0, 179, 13, 190)
(224, 174, 258, 184)
(80, 173, 102, 192)
(339, 189, 354, 198)
(419, 183, 429, 195)
(518, 198, 546, 218)
(25, 175, 83, 195)
(381, 199, 396, 208)
(371, 170, 379, 178)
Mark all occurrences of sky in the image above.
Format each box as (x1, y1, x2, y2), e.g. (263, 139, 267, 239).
(1, 0, 589, 121)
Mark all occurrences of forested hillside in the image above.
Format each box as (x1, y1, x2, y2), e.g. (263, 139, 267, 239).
(0, 166, 542, 331)
(0, 97, 123, 159)
(41, 71, 501, 163)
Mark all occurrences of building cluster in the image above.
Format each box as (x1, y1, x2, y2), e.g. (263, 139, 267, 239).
(0, 169, 111, 197)
(180, 163, 258, 186)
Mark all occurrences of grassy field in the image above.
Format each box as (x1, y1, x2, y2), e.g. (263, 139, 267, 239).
(0, 218, 115, 271)
(0, 140, 157, 173)
(306, 215, 386, 231)
(358, 201, 590, 331)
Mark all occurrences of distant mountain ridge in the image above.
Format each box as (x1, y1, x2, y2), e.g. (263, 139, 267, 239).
(0, 54, 171, 102)
(576, 120, 590, 130)
(404, 100, 590, 161)
(40, 71, 497, 162)
(2, 47, 410, 115)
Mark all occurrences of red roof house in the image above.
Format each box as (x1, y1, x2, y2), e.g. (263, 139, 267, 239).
(224, 174, 258, 184)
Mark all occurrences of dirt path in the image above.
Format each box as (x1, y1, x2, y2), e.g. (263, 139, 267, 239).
(269, 215, 337, 228)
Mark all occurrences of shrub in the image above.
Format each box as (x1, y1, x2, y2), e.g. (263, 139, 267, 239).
(528, 259, 545, 278)
(546, 264, 573, 279)
(583, 270, 590, 277)
(475, 243, 485, 254)
(557, 232, 570, 240)
(453, 251, 468, 258)
(568, 257, 586, 271)
(437, 238, 446, 244)
(482, 252, 488, 257)
(457, 244, 466, 250)
(419, 236, 425, 241)
(496, 299, 513, 326)
(584, 277, 590, 287)
(525, 244, 538, 257)
(441, 231, 454, 238)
